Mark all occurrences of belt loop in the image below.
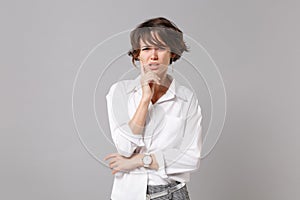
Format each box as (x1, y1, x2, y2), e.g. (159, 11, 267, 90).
(167, 191, 172, 199)
(167, 188, 172, 199)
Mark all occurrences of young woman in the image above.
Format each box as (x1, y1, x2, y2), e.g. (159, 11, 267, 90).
(105, 17, 202, 200)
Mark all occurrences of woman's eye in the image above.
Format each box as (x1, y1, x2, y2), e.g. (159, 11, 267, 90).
(141, 47, 150, 51)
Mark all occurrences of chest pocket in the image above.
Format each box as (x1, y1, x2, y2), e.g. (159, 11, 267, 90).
(155, 114, 186, 148)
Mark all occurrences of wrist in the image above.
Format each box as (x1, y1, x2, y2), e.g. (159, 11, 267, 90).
(141, 153, 153, 168)
(134, 153, 144, 168)
(141, 97, 151, 104)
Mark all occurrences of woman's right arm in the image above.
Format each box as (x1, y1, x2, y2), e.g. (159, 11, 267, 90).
(106, 65, 160, 157)
(106, 83, 145, 157)
(129, 64, 160, 134)
(128, 97, 151, 134)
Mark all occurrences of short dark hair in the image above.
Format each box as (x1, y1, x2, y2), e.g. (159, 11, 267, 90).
(128, 17, 188, 66)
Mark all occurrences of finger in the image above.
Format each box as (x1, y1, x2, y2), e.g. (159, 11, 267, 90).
(153, 74, 161, 82)
(153, 77, 160, 85)
(148, 77, 160, 85)
(110, 163, 118, 169)
(145, 74, 160, 83)
(141, 75, 160, 88)
(112, 168, 119, 175)
(109, 161, 117, 168)
(150, 87, 154, 95)
(143, 64, 151, 74)
(104, 153, 119, 160)
(112, 168, 128, 174)
(104, 154, 114, 161)
(146, 72, 160, 80)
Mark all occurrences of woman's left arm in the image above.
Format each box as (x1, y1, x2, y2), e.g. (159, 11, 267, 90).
(152, 93, 202, 178)
(105, 93, 202, 175)
(104, 152, 159, 174)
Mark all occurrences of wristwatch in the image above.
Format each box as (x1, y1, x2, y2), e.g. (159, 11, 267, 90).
(142, 153, 153, 168)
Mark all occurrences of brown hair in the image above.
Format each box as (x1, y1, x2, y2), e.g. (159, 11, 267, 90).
(128, 17, 188, 66)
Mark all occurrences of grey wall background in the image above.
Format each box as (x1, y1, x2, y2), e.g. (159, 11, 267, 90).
(1, 0, 299, 199)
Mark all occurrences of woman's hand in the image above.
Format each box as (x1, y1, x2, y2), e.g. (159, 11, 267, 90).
(140, 64, 160, 101)
(104, 153, 143, 175)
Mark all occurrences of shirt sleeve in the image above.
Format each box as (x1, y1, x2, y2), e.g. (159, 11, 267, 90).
(106, 82, 145, 157)
(153, 93, 202, 177)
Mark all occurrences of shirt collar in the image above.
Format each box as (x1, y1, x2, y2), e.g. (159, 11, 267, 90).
(125, 74, 187, 102)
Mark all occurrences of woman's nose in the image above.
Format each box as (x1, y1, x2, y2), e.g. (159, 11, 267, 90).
(150, 49, 158, 60)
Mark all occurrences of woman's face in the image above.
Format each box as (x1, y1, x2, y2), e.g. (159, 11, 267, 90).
(138, 38, 172, 77)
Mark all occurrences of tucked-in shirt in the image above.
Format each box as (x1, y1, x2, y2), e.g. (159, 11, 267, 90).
(106, 74, 202, 200)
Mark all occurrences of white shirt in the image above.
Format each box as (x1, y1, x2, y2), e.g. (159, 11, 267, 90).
(106, 74, 202, 200)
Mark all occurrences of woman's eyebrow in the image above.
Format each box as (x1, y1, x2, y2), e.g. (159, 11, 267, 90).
(141, 45, 166, 48)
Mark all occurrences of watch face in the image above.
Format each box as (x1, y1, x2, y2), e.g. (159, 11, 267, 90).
(143, 155, 152, 165)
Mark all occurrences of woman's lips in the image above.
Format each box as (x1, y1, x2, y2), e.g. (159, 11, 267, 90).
(148, 63, 159, 70)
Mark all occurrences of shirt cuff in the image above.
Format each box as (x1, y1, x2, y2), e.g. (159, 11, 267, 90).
(118, 122, 145, 146)
(115, 123, 145, 157)
(153, 150, 168, 179)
